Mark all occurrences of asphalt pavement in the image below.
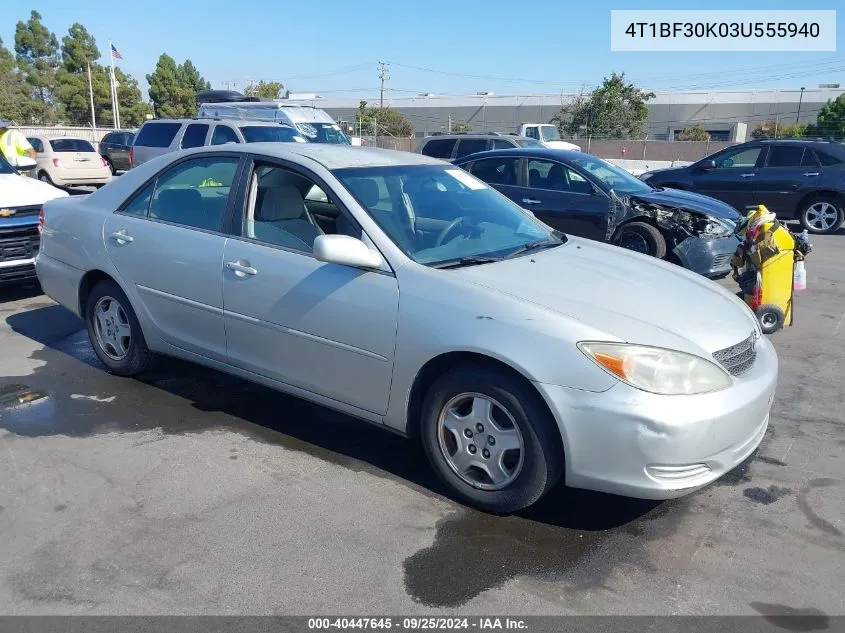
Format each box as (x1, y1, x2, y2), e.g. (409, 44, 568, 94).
(0, 231, 843, 617)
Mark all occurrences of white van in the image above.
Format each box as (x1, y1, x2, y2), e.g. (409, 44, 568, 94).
(197, 102, 351, 145)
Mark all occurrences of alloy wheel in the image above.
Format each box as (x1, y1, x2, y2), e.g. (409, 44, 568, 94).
(93, 296, 132, 361)
(804, 202, 839, 232)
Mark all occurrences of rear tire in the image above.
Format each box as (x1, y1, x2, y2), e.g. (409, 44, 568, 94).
(38, 171, 55, 186)
(798, 195, 843, 235)
(616, 221, 667, 259)
(85, 280, 155, 376)
(420, 364, 563, 514)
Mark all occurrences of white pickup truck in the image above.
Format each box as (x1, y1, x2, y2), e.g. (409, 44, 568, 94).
(516, 123, 581, 151)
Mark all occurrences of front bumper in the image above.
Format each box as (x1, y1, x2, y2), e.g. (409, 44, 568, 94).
(673, 234, 739, 279)
(0, 258, 37, 284)
(534, 334, 778, 499)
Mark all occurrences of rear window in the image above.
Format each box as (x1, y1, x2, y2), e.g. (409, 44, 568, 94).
(240, 126, 302, 143)
(134, 122, 181, 148)
(50, 139, 96, 153)
(454, 138, 489, 159)
(181, 123, 209, 149)
(420, 138, 457, 159)
(816, 150, 843, 166)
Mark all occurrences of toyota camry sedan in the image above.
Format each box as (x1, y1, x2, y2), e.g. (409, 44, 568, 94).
(36, 143, 778, 513)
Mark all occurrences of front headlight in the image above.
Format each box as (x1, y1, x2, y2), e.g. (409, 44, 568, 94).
(700, 217, 736, 237)
(577, 342, 732, 395)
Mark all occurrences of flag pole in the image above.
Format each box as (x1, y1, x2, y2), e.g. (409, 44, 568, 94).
(109, 40, 120, 129)
(87, 61, 97, 140)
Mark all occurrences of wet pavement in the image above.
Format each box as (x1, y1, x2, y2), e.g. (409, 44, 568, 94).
(0, 231, 844, 616)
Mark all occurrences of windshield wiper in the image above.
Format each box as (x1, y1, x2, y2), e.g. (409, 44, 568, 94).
(503, 238, 562, 259)
(432, 255, 502, 269)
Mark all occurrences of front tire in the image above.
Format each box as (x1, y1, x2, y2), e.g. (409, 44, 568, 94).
(85, 280, 155, 376)
(616, 221, 667, 259)
(420, 364, 563, 513)
(799, 195, 843, 234)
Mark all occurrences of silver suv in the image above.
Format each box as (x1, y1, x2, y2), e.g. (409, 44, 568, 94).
(129, 118, 304, 168)
(416, 133, 542, 162)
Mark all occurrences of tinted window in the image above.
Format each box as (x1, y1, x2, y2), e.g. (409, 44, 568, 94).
(801, 150, 819, 167)
(181, 124, 209, 149)
(515, 138, 543, 148)
(148, 157, 239, 231)
(50, 139, 96, 153)
(101, 133, 116, 144)
(240, 126, 302, 143)
(420, 138, 457, 159)
(211, 125, 239, 145)
(122, 181, 154, 216)
(470, 157, 519, 186)
(134, 122, 181, 148)
(122, 133, 135, 145)
(454, 139, 489, 159)
(524, 127, 539, 140)
(28, 138, 44, 153)
(816, 150, 842, 166)
(492, 139, 517, 150)
(714, 146, 762, 169)
(527, 159, 593, 194)
(766, 145, 805, 167)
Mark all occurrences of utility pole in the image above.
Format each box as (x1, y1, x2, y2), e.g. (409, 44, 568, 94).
(87, 61, 97, 138)
(796, 87, 806, 124)
(378, 61, 390, 108)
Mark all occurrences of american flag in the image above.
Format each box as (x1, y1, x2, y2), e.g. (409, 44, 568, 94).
(110, 43, 123, 60)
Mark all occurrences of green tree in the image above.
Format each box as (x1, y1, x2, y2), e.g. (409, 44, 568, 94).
(806, 95, 845, 140)
(553, 73, 654, 139)
(147, 54, 210, 118)
(0, 37, 31, 122)
(357, 100, 414, 137)
(13, 10, 60, 118)
(245, 80, 286, 99)
(452, 121, 472, 132)
(751, 120, 808, 139)
(677, 124, 710, 141)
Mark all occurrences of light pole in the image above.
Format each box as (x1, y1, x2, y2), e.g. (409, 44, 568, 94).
(477, 92, 493, 132)
(796, 87, 805, 124)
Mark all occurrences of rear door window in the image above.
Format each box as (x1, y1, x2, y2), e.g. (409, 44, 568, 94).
(454, 138, 489, 159)
(134, 122, 181, 148)
(181, 123, 209, 149)
(816, 150, 842, 166)
(765, 145, 805, 167)
(492, 139, 516, 149)
(470, 157, 520, 186)
(420, 138, 457, 159)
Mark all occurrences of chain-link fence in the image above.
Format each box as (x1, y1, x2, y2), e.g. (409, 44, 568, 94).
(16, 125, 110, 144)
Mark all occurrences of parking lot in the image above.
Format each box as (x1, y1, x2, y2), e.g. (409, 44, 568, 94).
(0, 228, 843, 617)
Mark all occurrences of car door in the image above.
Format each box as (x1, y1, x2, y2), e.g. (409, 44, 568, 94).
(688, 145, 764, 211)
(520, 158, 609, 240)
(752, 144, 821, 217)
(103, 154, 244, 362)
(466, 155, 523, 205)
(221, 158, 399, 415)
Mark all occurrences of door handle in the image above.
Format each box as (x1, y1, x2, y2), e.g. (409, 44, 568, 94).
(521, 198, 542, 205)
(110, 230, 133, 244)
(803, 172, 819, 177)
(225, 260, 258, 276)
(740, 173, 756, 178)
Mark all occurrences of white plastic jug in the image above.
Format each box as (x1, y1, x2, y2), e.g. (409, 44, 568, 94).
(794, 260, 807, 291)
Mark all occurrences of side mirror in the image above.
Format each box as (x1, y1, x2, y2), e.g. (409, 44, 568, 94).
(699, 159, 717, 170)
(313, 234, 384, 269)
(15, 156, 36, 171)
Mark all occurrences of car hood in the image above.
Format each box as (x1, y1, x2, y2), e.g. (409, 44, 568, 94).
(0, 173, 69, 207)
(629, 187, 741, 221)
(451, 237, 758, 356)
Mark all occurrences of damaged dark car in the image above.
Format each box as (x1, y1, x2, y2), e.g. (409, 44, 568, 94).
(454, 148, 741, 278)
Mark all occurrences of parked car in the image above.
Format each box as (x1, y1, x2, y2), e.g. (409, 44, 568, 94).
(99, 129, 136, 173)
(516, 123, 581, 150)
(640, 139, 845, 235)
(129, 118, 305, 168)
(455, 148, 741, 278)
(417, 133, 543, 162)
(36, 143, 777, 513)
(26, 136, 112, 189)
(0, 153, 68, 285)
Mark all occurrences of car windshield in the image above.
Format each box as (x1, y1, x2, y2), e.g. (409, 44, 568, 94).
(0, 153, 14, 174)
(516, 138, 543, 147)
(540, 126, 561, 141)
(295, 122, 351, 145)
(50, 139, 96, 153)
(333, 165, 563, 267)
(569, 155, 652, 195)
(240, 126, 305, 143)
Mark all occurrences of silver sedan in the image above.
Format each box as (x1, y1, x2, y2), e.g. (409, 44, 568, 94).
(35, 143, 778, 513)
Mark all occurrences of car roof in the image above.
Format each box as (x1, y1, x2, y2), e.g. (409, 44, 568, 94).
(422, 133, 529, 141)
(453, 147, 585, 163)
(179, 143, 445, 169)
(141, 118, 294, 129)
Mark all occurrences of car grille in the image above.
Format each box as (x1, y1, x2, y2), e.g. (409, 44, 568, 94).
(0, 225, 40, 263)
(712, 332, 758, 376)
(1, 204, 41, 218)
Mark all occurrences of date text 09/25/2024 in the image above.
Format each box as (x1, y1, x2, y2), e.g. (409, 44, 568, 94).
(307, 617, 528, 630)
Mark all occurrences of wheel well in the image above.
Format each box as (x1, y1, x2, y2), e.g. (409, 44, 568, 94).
(406, 352, 562, 449)
(795, 190, 845, 216)
(78, 269, 116, 316)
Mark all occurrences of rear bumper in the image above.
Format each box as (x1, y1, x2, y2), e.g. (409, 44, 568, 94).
(50, 170, 112, 186)
(673, 234, 739, 279)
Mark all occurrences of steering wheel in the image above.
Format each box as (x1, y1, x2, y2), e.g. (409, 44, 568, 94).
(435, 216, 472, 247)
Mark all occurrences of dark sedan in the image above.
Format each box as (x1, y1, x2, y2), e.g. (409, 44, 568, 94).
(640, 139, 845, 235)
(454, 148, 741, 278)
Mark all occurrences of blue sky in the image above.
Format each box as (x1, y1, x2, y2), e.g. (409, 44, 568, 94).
(3, 0, 843, 100)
